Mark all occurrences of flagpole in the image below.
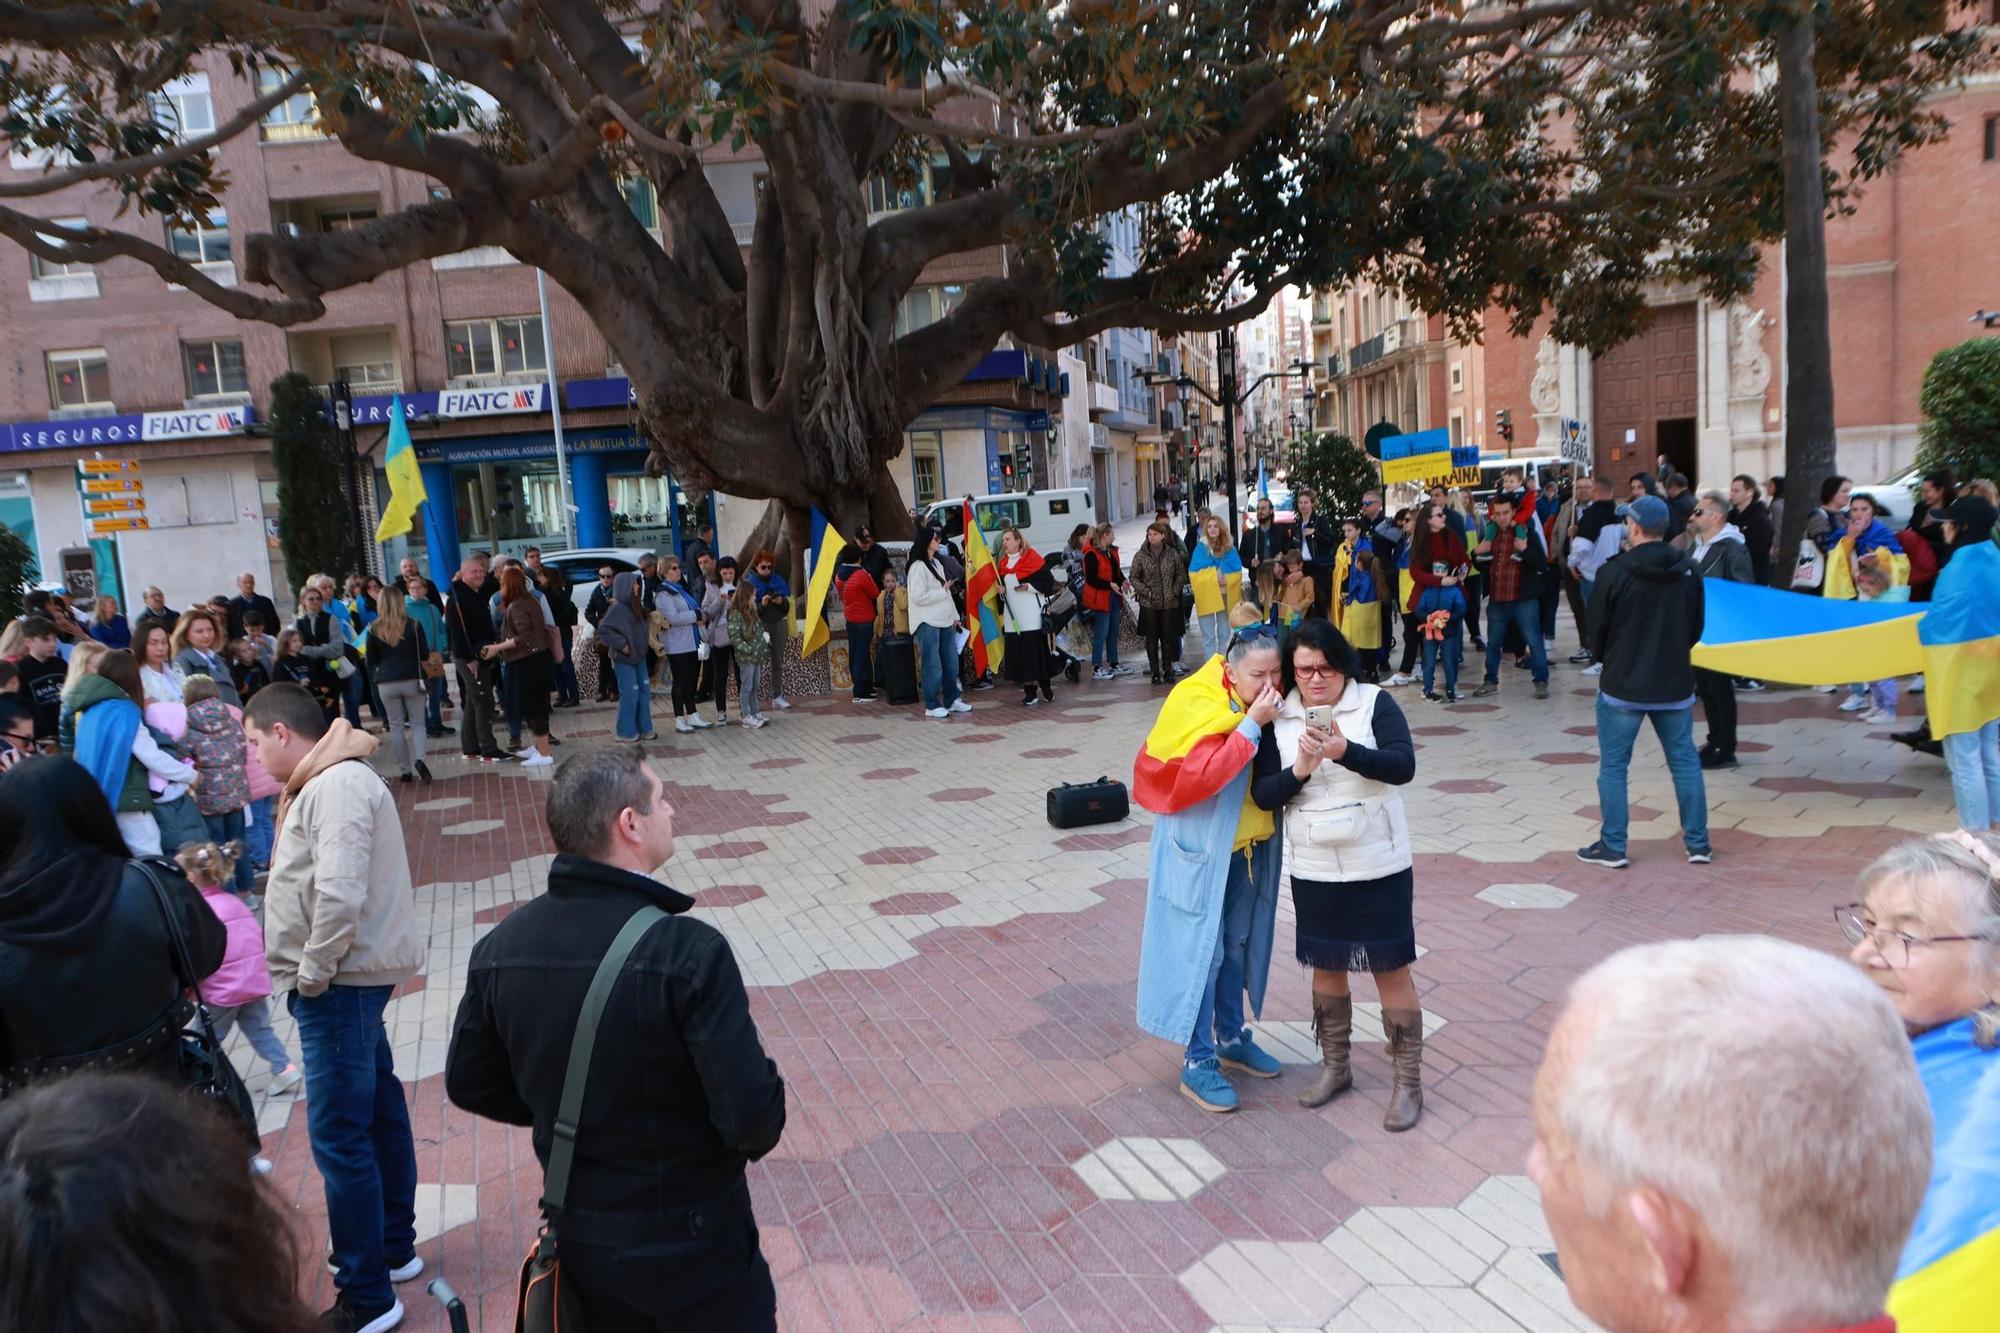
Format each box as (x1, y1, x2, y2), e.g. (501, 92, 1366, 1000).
(535, 268, 576, 550)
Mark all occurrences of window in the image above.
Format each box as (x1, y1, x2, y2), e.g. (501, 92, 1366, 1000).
(1448, 411, 1465, 447)
(331, 330, 399, 392)
(1048, 497, 1072, 515)
(318, 208, 377, 233)
(908, 429, 943, 505)
(29, 216, 90, 279)
(167, 208, 230, 266)
(1449, 360, 1465, 392)
(893, 284, 967, 338)
(445, 316, 545, 380)
(866, 167, 932, 214)
(974, 499, 1029, 531)
(47, 348, 111, 410)
(1986, 114, 1998, 163)
(183, 339, 248, 397)
(152, 74, 214, 139)
(623, 177, 658, 230)
(256, 67, 320, 141)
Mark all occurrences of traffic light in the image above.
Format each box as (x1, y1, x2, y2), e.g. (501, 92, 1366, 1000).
(1013, 437, 1033, 488)
(1496, 408, 1515, 444)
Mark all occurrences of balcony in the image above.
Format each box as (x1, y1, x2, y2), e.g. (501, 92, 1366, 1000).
(1311, 295, 1335, 327)
(1088, 379, 1122, 418)
(1347, 332, 1387, 373)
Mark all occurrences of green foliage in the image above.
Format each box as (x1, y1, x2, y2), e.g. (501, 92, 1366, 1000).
(1286, 433, 1378, 521)
(268, 373, 358, 596)
(0, 521, 36, 624)
(1917, 337, 2000, 484)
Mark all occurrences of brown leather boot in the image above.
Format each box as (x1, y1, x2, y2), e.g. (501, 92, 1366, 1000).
(1382, 1007, 1425, 1132)
(1297, 993, 1353, 1108)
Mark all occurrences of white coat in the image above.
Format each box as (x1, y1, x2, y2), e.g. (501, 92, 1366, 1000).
(1271, 683, 1412, 882)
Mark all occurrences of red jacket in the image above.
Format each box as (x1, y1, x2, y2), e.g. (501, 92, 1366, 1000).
(1082, 542, 1122, 613)
(1407, 529, 1471, 590)
(838, 567, 879, 623)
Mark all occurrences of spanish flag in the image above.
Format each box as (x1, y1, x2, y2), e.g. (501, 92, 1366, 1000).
(1690, 580, 1925, 686)
(1131, 655, 1272, 850)
(799, 509, 847, 658)
(372, 398, 426, 542)
(1887, 1018, 2000, 1331)
(1918, 540, 2000, 740)
(963, 501, 1004, 675)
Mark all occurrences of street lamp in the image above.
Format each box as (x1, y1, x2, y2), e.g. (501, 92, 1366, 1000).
(1138, 327, 1306, 539)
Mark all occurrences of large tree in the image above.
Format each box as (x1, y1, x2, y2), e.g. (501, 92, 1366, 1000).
(0, 2, 1984, 560)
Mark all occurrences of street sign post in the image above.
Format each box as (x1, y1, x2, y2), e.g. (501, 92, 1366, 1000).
(85, 495, 147, 514)
(81, 477, 144, 495)
(75, 457, 144, 601)
(87, 516, 150, 534)
(77, 458, 140, 475)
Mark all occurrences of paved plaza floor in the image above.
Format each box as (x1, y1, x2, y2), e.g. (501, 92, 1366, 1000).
(241, 637, 1959, 1332)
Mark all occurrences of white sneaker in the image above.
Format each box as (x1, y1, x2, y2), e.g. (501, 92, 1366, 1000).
(1092, 667, 1115, 680)
(773, 696, 792, 710)
(520, 753, 554, 768)
(513, 747, 537, 760)
(268, 1063, 304, 1095)
(1909, 677, 1926, 694)
(948, 700, 972, 714)
(675, 718, 694, 733)
(926, 707, 950, 719)
(1385, 672, 1416, 687)
(1838, 695, 1870, 712)
(688, 715, 712, 729)
(742, 715, 767, 728)
(1859, 708, 1896, 725)
(1813, 684, 1838, 695)
(714, 714, 730, 726)
(1581, 663, 1604, 677)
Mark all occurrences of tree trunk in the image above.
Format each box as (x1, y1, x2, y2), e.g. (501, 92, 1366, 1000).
(1772, 11, 1837, 589)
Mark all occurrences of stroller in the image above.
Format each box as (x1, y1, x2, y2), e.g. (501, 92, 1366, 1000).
(1042, 584, 1086, 683)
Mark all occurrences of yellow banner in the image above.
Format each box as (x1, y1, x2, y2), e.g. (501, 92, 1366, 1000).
(1421, 464, 1483, 489)
(1380, 452, 1453, 484)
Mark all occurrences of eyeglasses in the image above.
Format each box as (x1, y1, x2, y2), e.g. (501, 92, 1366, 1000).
(2, 729, 33, 747)
(1294, 665, 1342, 680)
(1834, 904, 1994, 969)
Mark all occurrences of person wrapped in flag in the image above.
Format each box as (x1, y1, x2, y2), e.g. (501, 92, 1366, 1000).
(1843, 830, 2000, 1331)
(1132, 622, 1286, 1114)
(1824, 492, 1909, 601)
(1922, 496, 2000, 832)
(1186, 514, 1244, 661)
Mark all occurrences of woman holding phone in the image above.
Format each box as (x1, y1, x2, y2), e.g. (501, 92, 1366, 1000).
(1251, 618, 1424, 1129)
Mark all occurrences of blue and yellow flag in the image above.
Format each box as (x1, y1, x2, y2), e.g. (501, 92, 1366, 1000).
(798, 509, 847, 658)
(1690, 580, 1925, 686)
(372, 398, 427, 542)
(1918, 540, 2000, 740)
(1887, 1019, 2000, 1331)
(963, 500, 1005, 676)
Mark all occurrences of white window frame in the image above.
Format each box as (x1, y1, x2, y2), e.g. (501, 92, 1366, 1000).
(47, 347, 112, 411)
(256, 67, 322, 141)
(152, 73, 214, 140)
(444, 316, 546, 382)
(182, 338, 249, 399)
(167, 208, 230, 266)
(27, 216, 99, 302)
(318, 207, 377, 233)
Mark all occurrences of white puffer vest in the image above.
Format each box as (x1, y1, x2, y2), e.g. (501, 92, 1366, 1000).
(1272, 682, 1413, 882)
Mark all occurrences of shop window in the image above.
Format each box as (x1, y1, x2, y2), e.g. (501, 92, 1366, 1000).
(445, 316, 545, 381)
(167, 208, 230, 267)
(183, 339, 249, 398)
(257, 67, 321, 141)
(47, 348, 111, 410)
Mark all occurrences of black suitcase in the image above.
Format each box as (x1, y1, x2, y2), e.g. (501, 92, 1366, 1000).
(1047, 776, 1130, 829)
(879, 633, 919, 704)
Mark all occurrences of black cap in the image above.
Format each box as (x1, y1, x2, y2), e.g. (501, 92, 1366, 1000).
(1940, 495, 1997, 540)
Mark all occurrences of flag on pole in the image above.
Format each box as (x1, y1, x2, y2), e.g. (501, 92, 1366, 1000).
(372, 397, 427, 542)
(798, 509, 848, 658)
(1258, 459, 1268, 500)
(962, 500, 1005, 675)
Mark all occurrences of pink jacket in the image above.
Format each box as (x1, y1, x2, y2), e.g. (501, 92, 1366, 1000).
(229, 702, 280, 801)
(196, 885, 274, 1007)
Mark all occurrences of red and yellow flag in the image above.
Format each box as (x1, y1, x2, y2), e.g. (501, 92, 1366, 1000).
(963, 502, 1005, 675)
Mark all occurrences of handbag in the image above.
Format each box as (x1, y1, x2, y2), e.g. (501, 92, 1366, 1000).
(1792, 536, 1826, 589)
(134, 860, 261, 1150)
(516, 905, 667, 1333)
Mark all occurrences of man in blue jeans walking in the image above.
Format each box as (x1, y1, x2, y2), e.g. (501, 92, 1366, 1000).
(1470, 493, 1551, 700)
(245, 683, 428, 1333)
(1576, 495, 1711, 869)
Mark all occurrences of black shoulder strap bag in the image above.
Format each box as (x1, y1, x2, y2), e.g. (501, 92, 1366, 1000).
(133, 860, 262, 1150)
(515, 904, 667, 1333)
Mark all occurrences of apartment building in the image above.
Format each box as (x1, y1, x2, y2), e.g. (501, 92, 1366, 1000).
(1311, 73, 2000, 496)
(0, 62, 1064, 610)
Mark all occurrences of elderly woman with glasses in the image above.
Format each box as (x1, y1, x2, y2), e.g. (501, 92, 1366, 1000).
(1251, 617, 1423, 1129)
(1840, 829, 2000, 1328)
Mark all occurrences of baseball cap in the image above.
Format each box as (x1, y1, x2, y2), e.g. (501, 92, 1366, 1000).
(1939, 495, 1997, 540)
(1627, 494, 1671, 536)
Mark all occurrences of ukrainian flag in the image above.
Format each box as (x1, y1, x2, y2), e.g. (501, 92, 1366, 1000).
(372, 398, 427, 542)
(1188, 541, 1243, 617)
(1917, 540, 2000, 740)
(799, 509, 847, 657)
(1888, 1018, 2000, 1331)
(1689, 580, 1925, 686)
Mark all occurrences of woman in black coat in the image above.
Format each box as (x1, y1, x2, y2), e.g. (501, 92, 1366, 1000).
(0, 757, 226, 1098)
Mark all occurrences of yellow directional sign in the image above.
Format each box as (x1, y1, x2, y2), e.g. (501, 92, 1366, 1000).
(86, 495, 147, 515)
(88, 516, 150, 534)
(77, 458, 140, 475)
(82, 477, 144, 495)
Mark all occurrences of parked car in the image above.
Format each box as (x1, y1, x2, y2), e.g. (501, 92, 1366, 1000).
(532, 546, 656, 632)
(921, 488, 1094, 555)
(1852, 466, 1921, 526)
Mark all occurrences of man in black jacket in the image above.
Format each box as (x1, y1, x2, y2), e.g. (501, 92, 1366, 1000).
(133, 586, 179, 640)
(444, 554, 504, 760)
(1242, 497, 1294, 580)
(1725, 475, 1775, 587)
(226, 572, 281, 643)
(446, 748, 785, 1332)
(1690, 491, 1755, 771)
(525, 548, 581, 709)
(1578, 495, 1710, 871)
(1294, 490, 1336, 618)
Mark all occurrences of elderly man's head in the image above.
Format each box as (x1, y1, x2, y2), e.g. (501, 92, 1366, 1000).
(1530, 936, 1930, 1333)
(143, 586, 166, 611)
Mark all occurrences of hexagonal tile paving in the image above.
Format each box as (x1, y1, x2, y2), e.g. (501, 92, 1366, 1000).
(1180, 1240, 1366, 1327)
(1070, 1135, 1228, 1202)
(1474, 883, 1577, 911)
(1255, 1005, 1448, 1061)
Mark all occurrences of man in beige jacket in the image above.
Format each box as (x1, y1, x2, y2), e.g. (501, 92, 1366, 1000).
(245, 682, 426, 1333)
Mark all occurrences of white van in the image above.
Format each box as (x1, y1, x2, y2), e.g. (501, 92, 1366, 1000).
(921, 488, 1095, 554)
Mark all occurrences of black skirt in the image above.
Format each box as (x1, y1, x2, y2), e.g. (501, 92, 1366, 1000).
(1001, 629, 1052, 686)
(1291, 867, 1417, 973)
(507, 648, 554, 732)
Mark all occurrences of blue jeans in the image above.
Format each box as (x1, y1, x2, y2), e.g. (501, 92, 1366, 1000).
(614, 658, 652, 738)
(202, 808, 256, 895)
(1185, 851, 1257, 1065)
(1195, 609, 1228, 661)
(1944, 720, 2000, 829)
(211, 997, 293, 1073)
(1091, 601, 1122, 669)
(1484, 598, 1548, 684)
(246, 796, 275, 871)
(424, 673, 447, 731)
(916, 622, 961, 712)
(340, 667, 366, 727)
(1595, 697, 1709, 856)
(847, 622, 876, 698)
(287, 985, 418, 1311)
(1420, 610, 1464, 695)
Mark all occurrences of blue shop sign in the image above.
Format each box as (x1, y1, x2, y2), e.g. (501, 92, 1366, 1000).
(1, 403, 255, 454)
(413, 428, 648, 465)
(565, 376, 636, 410)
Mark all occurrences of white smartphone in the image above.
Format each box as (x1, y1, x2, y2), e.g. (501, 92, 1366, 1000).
(1304, 704, 1337, 730)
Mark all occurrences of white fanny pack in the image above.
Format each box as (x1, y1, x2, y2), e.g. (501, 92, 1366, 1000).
(1302, 799, 1375, 847)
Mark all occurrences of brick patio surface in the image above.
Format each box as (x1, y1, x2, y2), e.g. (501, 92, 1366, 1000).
(237, 635, 1958, 1332)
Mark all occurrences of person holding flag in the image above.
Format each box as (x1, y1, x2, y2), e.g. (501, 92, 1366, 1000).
(962, 500, 1006, 685)
(996, 528, 1055, 707)
(372, 397, 426, 547)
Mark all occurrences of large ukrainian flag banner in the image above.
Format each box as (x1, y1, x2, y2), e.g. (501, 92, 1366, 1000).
(1916, 540, 2000, 739)
(1689, 580, 1925, 686)
(1887, 1019, 2000, 1331)
(372, 397, 426, 542)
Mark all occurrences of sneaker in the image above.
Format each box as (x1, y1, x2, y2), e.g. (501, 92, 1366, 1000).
(1111, 664, 1137, 677)
(396, 772, 413, 784)
(1023, 694, 1045, 707)
(1216, 1034, 1283, 1079)
(969, 677, 996, 691)
(1576, 841, 1629, 869)
(675, 718, 694, 733)
(1513, 656, 1532, 670)
(1424, 691, 1442, 703)
(520, 754, 554, 769)
(513, 747, 538, 760)
(926, 707, 950, 719)
(1838, 695, 1870, 713)
(269, 1063, 305, 1095)
(714, 714, 730, 726)
(743, 716, 768, 729)
(1909, 676, 1926, 694)
(1687, 849, 1713, 865)
(1860, 708, 1897, 726)
(479, 749, 510, 762)
(1699, 751, 1740, 770)
(638, 731, 658, 741)
(852, 694, 878, 704)
(1533, 681, 1550, 700)
(1092, 667, 1115, 680)
(772, 696, 792, 710)
(414, 761, 432, 785)
(1178, 1058, 1239, 1113)
(688, 714, 712, 729)
(319, 1295, 405, 1333)
(948, 700, 972, 714)
(1580, 663, 1603, 677)
(1444, 690, 1459, 704)
(1568, 650, 1594, 664)
(1149, 671, 1163, 685)
(613, 734, 640, 744)
(325, 1251, 424, 1283)
(1734, 678, 1766, 692)
(1471, 681, 1499, 698)
(1813, 684, 1838, 695)
(1384, 672, 1416, 687)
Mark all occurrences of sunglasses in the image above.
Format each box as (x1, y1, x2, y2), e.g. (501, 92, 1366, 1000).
(1228, 622, 1278, 648)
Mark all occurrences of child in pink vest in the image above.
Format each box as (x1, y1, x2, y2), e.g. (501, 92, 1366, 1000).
(174, 841, 302, 1096)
